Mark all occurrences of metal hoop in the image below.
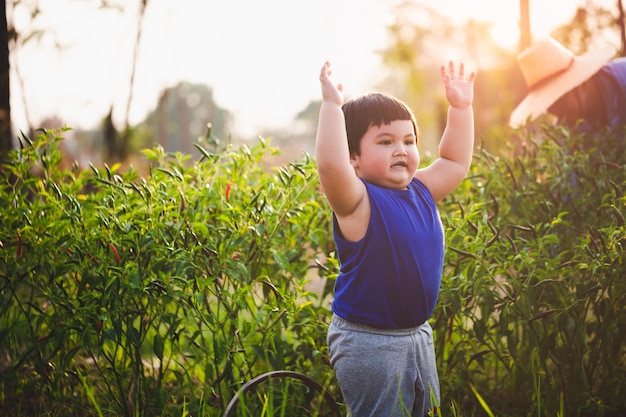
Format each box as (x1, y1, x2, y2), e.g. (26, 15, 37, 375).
(222, 370, 341, 417)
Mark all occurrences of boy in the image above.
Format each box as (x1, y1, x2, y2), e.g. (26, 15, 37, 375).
(315, 60, 474, 416)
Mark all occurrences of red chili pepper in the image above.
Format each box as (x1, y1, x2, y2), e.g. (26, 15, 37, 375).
(179, 190, 187, 212)
(16, 231, 22, 257)
(87, 253, 101, 265)
(225, 181, 231, 199)
(109, 243, 120, 263)
(446, 316, 454, 343)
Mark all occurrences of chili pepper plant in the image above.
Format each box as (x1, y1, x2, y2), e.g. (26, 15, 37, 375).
(434, 125, 626, 417)
(0, 125, 624, 417)
(0, 128, 337, 416)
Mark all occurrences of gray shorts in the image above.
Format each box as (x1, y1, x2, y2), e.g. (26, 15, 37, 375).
(327, 314, 440, 417)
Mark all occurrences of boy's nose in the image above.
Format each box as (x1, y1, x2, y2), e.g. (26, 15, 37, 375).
(394, 145, 408, 155)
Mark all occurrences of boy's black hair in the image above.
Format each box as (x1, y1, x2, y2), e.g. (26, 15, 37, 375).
(341, 92, 418, 156)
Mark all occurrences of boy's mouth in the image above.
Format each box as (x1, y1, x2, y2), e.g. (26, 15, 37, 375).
(391, 161, 407, 168)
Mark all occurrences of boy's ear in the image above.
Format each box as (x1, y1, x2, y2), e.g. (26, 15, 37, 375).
(350, 154, 359, 168)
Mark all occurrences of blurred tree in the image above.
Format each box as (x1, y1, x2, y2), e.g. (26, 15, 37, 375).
(103, 107, 121, 161)
(4, 0, 152, 162)
(617, 0, 626, 56)
(111, 0, 149, 162)
(1, 0, 12, 156)
(3, 0, 46, 149)
(551, 1, 618, 54)
(379, 3, 458, 154)
(463, 19, 523, 153)
(138, 82, 232, 159)
(519, 0, 531, 50)
(380, 2, 515, 154)
(256, 99, 320, 166)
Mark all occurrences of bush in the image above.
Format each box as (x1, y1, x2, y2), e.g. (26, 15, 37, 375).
(0, 125, 624, 416)
(0, 129, 337, 416)
(435, 125, 626, 417)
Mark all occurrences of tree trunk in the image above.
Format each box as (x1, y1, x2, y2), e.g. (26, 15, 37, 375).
(519, 0, 531, 51)
(618, 0, 626, 56)
(0, 0, 12, 156)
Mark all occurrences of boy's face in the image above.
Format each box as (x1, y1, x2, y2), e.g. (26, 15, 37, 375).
(350, 120, 419, 190)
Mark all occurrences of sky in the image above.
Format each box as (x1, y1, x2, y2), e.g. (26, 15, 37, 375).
(8, 0, 620, 139)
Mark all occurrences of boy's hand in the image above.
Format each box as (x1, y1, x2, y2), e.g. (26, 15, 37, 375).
(319, 61, 344, 106)
(441, 61, 475, 109)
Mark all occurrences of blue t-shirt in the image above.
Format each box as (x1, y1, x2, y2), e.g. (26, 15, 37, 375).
(597, 58, 626, 128)
(576, 58, 626, 132)
(331, 177, 444, 329)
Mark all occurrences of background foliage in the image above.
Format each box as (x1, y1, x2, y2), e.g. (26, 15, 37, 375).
(436, 126, 626, 416)
(1, 125, 625, 416)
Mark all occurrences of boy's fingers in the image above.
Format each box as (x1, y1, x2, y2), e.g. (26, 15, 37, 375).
(448, 61, 455, 78)
(319, 61, 331, 81)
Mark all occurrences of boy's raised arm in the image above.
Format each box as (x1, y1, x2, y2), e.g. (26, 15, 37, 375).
(417, 61, 475, 202)
(315, 62, 366, 217)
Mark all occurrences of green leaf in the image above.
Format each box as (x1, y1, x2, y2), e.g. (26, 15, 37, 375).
(127, 325, 141, 347)
(153, 334, 165, 360)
